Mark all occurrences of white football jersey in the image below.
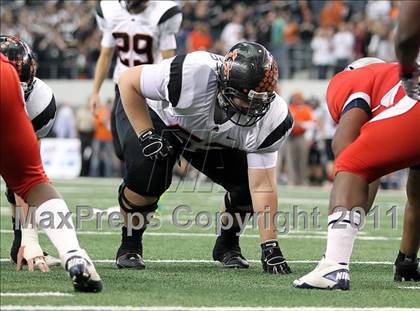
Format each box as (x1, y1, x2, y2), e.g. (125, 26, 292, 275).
(24, 77, 56, 138)
(140, 52, 293, 154)
(95, 0, 182, 82)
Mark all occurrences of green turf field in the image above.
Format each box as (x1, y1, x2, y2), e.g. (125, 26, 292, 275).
(1, 178, 419, 311)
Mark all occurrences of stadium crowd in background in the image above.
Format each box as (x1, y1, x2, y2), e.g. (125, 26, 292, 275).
(1, 0, 401, 79)
(0, 0, 406, 187)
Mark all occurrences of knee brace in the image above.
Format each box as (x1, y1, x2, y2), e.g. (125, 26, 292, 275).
(118, 182, 158, 215)
(5, 187, 16, 205)
(224, 191, 253, 219)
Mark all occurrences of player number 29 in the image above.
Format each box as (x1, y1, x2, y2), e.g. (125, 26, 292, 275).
(112, 32, 154, 66)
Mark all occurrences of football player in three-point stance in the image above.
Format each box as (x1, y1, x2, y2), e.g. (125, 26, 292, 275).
(116, 41, 294, 273)
(1, 52, 102, 292)
(0, 35, 60, 271)
(293, 58, 420, 290)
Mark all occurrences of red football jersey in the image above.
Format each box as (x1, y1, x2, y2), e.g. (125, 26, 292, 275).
(326, 63, 407, 123)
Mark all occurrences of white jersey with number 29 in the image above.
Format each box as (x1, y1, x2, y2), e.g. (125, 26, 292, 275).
(95, 0, 182, 82)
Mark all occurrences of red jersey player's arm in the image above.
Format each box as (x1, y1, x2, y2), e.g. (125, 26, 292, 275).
(395, 1, 420, 68)
(331, 108, 370, 157)
(332, 106, 380, 209)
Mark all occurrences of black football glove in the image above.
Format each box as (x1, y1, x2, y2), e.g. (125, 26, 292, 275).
(261, 240, 291, 274)
(400, 64, 420, 100)
(138, 128, 173, 161)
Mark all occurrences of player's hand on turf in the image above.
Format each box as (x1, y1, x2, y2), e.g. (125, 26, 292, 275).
(16, 245, 50, 272)
(261, 240, 291, 274)
(400, 64, 420, 100)
(138, 128, 173, 161)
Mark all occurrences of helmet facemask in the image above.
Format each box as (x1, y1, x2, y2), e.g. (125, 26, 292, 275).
(218, 86, 275, 127)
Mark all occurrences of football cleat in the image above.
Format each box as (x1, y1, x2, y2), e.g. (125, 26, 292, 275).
(116, 252, 145, 269)
(212, 235, 249, 269)
(394, 256, 420, 282)
(261, 240, 291, 274)
(44, 253, 61, 267)
(293, 257, 350, 290)
(64, 249, 102, 293)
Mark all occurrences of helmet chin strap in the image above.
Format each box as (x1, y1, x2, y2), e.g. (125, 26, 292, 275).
(216, 93, 261, 127)
(214, 95, 234, 125)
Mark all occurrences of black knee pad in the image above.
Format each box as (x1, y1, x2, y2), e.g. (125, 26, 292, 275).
(118, 182, 159, 215)
(5, 187, 16, 205)
(225, 190, 253, 219)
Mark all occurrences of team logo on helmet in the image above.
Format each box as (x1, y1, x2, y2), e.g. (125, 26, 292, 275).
(223, 50, 238, 80)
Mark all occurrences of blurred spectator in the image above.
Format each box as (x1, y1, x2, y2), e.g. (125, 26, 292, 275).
(319, 0, 345, 28)
(366, 0, 391, 22)
(220, 12, 244, 50)
(353, 19, 372, 58)
(76, 99, 94, 177)
(187, 22, 212, 52)
(332, 22, 355, 73)
(311, 27, 335, 79)
(271, 8, 287, 79)
(368, 21, 395, 61)
(282, 11, 300, 78)
(286, 92, 314, 185)
(320, 102, 337, 182)
(306, 97, 324, 186)
(52, 103, 77, 138)
(89, 99, 114, 177)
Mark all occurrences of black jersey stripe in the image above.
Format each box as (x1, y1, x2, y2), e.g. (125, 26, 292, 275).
(257, 111, 294, 150)
(95, 0, 104, 18)
(31, 95, 57, 133)
(158, 5, 182, 25)
(341, 98, 372, 118)
(168, 54, 186, 107)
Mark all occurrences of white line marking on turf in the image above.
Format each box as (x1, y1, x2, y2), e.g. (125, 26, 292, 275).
(1, 307, 419, 311)
(0, 230, 398, 241)
(1, 292, 73, 297)
(396, 286, 420, 289)
(0, 258, 393, 265)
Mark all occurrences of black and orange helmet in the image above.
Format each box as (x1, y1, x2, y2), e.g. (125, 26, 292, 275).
(218, 42, 278, 126)
(0, 35, 37, 93)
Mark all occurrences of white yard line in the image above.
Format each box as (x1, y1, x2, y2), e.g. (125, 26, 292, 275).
(0, 229, 398, 240)
(0, 258, 394, 265)
(396, 286, 420, 290)
(0, 306, 418, 311)
(1, 292, 73, 297)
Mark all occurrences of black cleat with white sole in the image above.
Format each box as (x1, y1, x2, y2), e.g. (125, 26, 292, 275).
(213, 235, 249, 269)
(66, 255, 103, 293)
(116, 252, 145, 269)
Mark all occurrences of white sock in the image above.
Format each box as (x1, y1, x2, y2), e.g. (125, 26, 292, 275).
(324, 211, 360, 264)
(35, 199, 81, 260)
